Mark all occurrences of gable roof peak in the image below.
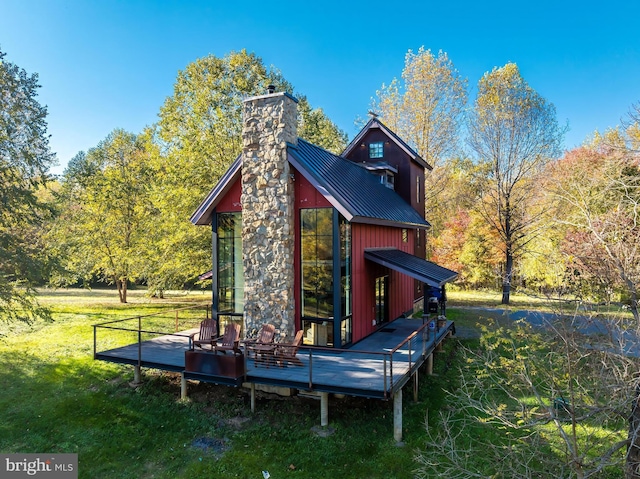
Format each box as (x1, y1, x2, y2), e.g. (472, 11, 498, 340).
(342, 118, 432, 170)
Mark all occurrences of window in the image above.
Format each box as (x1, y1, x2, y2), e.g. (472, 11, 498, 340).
(375, 276, 389, 326)
(402, 228, 408, 243)
(386, 172, 395, 189)
(369, 142, 384, 159)
(300, 208, 353, 347)
(340, 217, 352, 345)
(302, 320, 333, 347)
(416, 228, 421, 246)
(301, 208, 334, 321)
(416, 176, 421, 203)
(217, 212, 244, 331)
(379, 171, 394, 189)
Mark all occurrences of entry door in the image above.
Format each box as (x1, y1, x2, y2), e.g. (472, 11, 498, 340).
(375, 276, 389, 326)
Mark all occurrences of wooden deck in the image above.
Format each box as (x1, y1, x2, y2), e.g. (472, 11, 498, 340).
(94, 317, 455, 399)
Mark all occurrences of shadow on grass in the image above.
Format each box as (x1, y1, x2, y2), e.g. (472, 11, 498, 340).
(0, 345, 450, 478)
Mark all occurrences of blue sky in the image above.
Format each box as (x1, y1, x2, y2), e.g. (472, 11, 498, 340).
(2, 0, 639, 174)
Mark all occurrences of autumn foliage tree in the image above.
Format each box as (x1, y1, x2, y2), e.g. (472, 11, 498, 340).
(548, 143, 640, 323)
(372, 47, 467, 168)
(468, 63, 564, 304)
(431, 208, 503, 288)
(372, 47, 467, 238)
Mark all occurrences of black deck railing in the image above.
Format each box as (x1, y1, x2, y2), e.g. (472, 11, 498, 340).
(93, 305, 452, 399)
(93, 303, 212, 366)
(245, 322, 453, 399)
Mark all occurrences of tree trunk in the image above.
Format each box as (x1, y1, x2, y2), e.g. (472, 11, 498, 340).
(631, 292, 640, 328)
(115, 277, 127, 304)
(122, 279, 128, 303)
(502, 251, 513, 305)
(626, 384, 640, 478)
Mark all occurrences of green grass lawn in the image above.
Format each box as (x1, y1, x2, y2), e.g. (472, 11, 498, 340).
(0, 288, 462, 479)
(2, 288, 626, 478)
(447, 287, 632, 317)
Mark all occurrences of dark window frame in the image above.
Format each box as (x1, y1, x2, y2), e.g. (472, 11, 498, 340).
(217, 212, 244, 315)
(369, 141, 384, 159)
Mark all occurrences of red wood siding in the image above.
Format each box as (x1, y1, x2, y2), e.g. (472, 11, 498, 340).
(351, 223, 416, 343)
(413, 225, 427, 302)
(409, 161, 425, 218)
(294, 167, 332, 209)
(216, 177, 242, 212)
(212, 165, 420, 345)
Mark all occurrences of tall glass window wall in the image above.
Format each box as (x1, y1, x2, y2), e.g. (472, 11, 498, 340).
(301, 208, 352, 347)
(340, 217, 352, 345)
(217, 212, 244, 332)
(301, 208, 334, 346)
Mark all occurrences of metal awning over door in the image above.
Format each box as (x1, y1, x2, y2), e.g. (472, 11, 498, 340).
(364, 248, 458, 288)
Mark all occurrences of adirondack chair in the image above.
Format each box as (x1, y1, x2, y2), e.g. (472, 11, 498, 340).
(212, 323, 241, 355)
(244, 323, 276, 366)
(189, 318, 218, 351)
(274, 330, 304, 367)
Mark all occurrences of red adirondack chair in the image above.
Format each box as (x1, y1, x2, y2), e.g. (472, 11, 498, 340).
(189, 318, 218, 351)
(245, 323, 276, 366)
(212, 323, 241, 355)
(274, 330, 304, 367)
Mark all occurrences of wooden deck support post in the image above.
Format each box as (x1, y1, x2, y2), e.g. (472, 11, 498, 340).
(180, 373, 187, 400)
(320, 392, 329, 427)
(133, 365, 142, 384)
(426, 353, 433, 375)
(394, 389, 403, 442)
(250, 383, 256, 413)
(413, 372, 419, 402)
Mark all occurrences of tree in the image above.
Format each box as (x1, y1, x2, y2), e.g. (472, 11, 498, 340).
(145, 50, 346, 295)
(297, 96, 347, 154)
(625, 103, 640, 151)
(417, 316, 633, 478)
(52, 130, 151, 303)
(518, 226, 567, 294)
(372, 47, 467, 168)
(549, 144, 640, 323)
(431, 208, 503, 289)
(467, 63, 564, 304)
(371, 48, 467, 240)
(0, 48, 55, 324)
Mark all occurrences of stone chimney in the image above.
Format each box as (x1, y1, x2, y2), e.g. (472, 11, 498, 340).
(241, 90, 298, 338)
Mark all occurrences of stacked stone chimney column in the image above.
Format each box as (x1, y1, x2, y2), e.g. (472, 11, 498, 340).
(241, 92, 298, 339)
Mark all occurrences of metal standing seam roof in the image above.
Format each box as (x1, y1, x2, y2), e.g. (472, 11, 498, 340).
(190, 139, 430, 228)
(288, 139, 429, 228)
(364, 248, 458, 287)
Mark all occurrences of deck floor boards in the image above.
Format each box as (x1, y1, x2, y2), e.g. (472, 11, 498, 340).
(95, 317, 454, 398)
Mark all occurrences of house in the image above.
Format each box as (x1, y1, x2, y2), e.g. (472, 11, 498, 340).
(93, 88, 459, 442)
(190, 88, 457, 347)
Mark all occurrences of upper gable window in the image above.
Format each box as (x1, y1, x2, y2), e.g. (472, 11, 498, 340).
(369, 142, 384, 159)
